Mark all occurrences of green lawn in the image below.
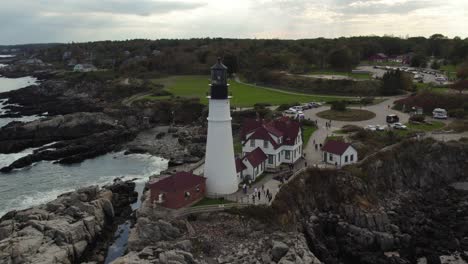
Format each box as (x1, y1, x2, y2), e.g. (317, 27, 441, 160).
(394, 121, 446, 136)
(440, 64, 458, 78)
(415, 83, 448, 94)
(407, 121, 446, 131)
(191, 197, 234, 207)
(302, 125, 317, 146)
(150, 76, 351, 107)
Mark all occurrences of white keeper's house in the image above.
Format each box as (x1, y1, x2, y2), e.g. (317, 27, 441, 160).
(238, 117, 303, 174)
(321, 140, 358, 167)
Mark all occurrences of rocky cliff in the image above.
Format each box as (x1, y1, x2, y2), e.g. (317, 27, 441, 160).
(272, 139, 468, 264)
(0, 180, 137, 264)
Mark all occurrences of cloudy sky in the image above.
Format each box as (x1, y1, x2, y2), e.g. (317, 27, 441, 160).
(1, 0, 467, 44)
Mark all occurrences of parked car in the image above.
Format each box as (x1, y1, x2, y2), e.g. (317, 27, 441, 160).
(290, 106, 304, 112)
(386, 114, 399, 124)
(392, 123, 407, 130)
(282, 109, 298, 118)
(365, 125, 376, 131)
(307, 102, 320, 108)
(301, 104, 312, 110)
(376, 125, 386, 131)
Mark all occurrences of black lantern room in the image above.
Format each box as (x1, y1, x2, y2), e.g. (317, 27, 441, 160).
(210, 58, 229, 99)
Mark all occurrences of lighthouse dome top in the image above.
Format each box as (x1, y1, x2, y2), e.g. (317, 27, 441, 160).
(211, 57, 228, 70)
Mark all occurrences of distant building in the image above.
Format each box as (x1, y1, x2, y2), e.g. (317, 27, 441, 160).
(321, 140, 358, 167)
(24, 58, 45, 66)
(240, 116, 303, 171)
(73, 63, 97, 72)
(62, 51, 72, 61)
(149, 172, 206, 209)
(369, 53, 388, 63)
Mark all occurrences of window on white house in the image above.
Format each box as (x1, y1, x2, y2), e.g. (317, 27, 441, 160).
(285, 150, 291, 160)
(250, 140, 255, 147)
(350, 154, 354, 161)
(329, 154, 333, 161)
(345, 155, 348, 162)
(277, 153, 280, 161)
(264, 140, 268, 148)
(268, 155, 274, 164)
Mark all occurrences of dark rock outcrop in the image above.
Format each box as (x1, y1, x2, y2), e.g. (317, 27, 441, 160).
(271, 139, 468, 264)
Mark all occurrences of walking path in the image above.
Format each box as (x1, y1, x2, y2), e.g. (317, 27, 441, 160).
(303, 96, 410, 165)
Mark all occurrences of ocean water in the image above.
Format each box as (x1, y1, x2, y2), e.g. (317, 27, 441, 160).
(0, 151, 168, 217)
(0, 76, 37, 93)
(0, 76, 41, 127)
(0, 75, 169, 218)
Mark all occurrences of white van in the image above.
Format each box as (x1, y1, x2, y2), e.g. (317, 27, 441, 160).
(283, 109, 298, 118)
(432, 108, 448, 119)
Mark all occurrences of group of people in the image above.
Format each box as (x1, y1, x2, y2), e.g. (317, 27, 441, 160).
(313, 139, 323, 151)
(325, 120, 332, 129)
(250, 185, 273, 204)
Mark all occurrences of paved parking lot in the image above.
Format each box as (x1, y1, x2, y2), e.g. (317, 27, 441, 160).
(356, 66, 449, 85)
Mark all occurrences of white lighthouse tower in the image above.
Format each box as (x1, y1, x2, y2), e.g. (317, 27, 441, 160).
(204, 58, 238, 195)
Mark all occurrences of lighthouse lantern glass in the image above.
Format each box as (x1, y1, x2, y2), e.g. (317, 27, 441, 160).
(211, 67, 226, 86)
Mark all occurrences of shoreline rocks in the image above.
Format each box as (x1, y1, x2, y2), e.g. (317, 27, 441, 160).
(0, 180, 138, 264)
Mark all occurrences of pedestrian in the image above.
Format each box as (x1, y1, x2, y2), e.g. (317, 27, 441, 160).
(319, 143, 322, 148)
(313, 139, 316, 145)
(266, 189, 270, 197)
(254, 187, 258, 195)
(305, 162, 308, 167)
(262, 184, 264, 191)
(248, 179, 252, 188)
(258, 191, 261, 200)
(315, 144, 318, 150)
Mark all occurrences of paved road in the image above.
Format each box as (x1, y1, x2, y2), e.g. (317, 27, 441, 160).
(303, 96, 410, 165)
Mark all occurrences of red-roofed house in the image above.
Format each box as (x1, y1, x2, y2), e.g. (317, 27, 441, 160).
(149, 172, 206, 209)
(321, 140, 358, 167)
(241, 117, 303, 170)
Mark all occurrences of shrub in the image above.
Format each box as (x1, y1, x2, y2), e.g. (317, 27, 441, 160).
(330, 101, 348, 111)
(448, 108, 467, 119)
(360, 97, 374, 106)
(409, 114, 425, 123)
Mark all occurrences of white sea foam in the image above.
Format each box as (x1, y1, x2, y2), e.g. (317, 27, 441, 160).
(0, 151, 168, 218)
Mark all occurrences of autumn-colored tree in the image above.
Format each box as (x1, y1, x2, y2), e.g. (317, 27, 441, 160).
(453, 63, 468, 94)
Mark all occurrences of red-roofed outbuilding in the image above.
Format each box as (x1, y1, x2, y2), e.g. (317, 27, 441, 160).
(149, 172, 206, 209)
(321, 140, 358, 167)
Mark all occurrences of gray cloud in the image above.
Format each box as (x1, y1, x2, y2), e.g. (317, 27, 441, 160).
(35, 0, 205, 16)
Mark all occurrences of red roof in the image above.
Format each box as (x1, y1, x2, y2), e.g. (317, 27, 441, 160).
(322, 140, 353, 156)
(245, 126, 280, 149)
(243, 147, 267, 167)
(235, 158, 247, 173)
(241, 117, 300, 147)
(150, 172, 205, 192)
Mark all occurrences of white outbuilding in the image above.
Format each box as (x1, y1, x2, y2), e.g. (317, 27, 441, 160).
(322, 140, 358, 167)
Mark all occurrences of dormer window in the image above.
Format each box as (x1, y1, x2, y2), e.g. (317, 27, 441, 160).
(263, 140, 268, 148)
(250, 140, 255, 147)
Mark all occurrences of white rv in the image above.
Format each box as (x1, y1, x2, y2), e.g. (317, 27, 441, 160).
(432, 108, 448, 119)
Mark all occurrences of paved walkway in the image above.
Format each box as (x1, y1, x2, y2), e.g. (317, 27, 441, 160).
(224, 159, 308, 205)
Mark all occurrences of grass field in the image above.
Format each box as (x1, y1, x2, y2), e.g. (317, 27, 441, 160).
(317, 109, 376, 121)
(440, 64, 458, 77)
(394, 121, 446, 136)
(302, 125, 317, 146)
(415, 83, 448, 94)
(150, 76, 351, 107)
